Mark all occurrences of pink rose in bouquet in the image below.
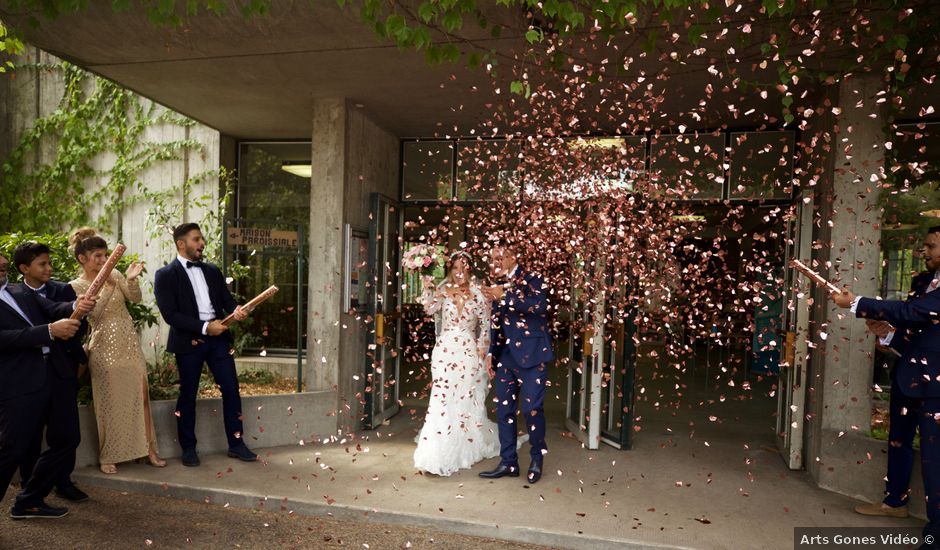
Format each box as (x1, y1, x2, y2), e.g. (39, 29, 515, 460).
(403, 244, 439, 277)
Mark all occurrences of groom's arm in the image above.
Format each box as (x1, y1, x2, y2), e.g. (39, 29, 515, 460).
(507, 274, 548, 315)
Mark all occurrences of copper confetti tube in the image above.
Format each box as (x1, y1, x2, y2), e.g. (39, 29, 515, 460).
(221, 285, 279, 326)
(71, 243, 126, 320)
(789, 259, 842, 294)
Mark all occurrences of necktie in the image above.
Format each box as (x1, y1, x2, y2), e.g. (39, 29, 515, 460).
(186, 261, 204, 269)
(928, 277, 939, 294)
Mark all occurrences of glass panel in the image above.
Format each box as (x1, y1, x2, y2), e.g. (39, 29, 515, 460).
(455, 139, 523, 200)
(523, 136, 646, 200)
(380, 202, 402, 412)
(238, 142, 311, 223)
(228, 247, 305, 352)
(729, 131, 795, 199)
(402, 141, 454, 201)
(235, 142, 310, 352)
(649, 133, 725, 200)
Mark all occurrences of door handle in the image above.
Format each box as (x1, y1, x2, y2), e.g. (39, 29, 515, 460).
(375, 312, 385, 342)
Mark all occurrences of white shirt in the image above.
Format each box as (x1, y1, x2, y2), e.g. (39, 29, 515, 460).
(177, 255, 215, 335)
(0, 283, 50, 354)
(24, 281, 46, 295)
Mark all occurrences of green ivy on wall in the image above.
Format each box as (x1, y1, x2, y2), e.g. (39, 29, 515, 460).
(0, 61, 211, 236)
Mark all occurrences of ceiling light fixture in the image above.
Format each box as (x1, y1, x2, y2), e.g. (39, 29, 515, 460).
(281, 162, 312, 178)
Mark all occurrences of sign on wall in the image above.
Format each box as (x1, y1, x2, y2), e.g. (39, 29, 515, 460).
(226, 227, 299, 249)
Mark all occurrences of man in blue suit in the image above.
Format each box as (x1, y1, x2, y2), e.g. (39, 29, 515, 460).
(832, 225, 940, 548)
(14, 241, 90, 503)
(153, 223, 253, 467)
(0, 253, 95, 519)
(479, 241, 554, 484)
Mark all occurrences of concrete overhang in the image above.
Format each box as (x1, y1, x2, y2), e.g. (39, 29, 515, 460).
(2, 2, 934, 139)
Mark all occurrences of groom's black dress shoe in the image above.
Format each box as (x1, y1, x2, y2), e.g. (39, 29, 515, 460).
(479, 464, 520, 479)
(527, 460, 543, 484)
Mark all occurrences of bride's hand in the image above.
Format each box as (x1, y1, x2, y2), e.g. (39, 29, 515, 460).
(484, 355, 495, 379)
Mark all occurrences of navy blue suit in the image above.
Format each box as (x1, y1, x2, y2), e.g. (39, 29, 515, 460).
(153, 259, 244, 451)
(856, 271, 940, 542)
(0, 284, 81, 508)
(489, 268, 554, 466)
(19, 280, 88, 490)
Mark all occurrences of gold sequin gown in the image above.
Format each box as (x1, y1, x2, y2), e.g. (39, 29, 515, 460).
(71, 272, 158, 464)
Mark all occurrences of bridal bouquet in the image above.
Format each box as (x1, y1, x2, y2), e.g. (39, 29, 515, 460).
(402, 244, 440, 277)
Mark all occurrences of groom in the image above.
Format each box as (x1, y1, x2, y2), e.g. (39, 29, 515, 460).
(480, 240, 553, 483)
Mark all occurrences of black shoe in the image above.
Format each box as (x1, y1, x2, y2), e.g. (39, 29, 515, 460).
(181, 448, 200, 467)
(478, 463, 520, 479)
(527, 460, 543, 484)
(227, 444, 257, 462)
(10, 502, 69, 519)
(54, 483, 89, 503)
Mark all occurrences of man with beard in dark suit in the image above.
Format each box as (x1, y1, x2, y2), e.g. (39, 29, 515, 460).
(832, 226, 940, 549)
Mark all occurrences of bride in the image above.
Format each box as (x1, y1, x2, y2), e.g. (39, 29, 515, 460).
(413, 250, 503, 476)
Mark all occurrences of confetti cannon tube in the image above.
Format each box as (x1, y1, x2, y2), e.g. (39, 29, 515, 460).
(789, 259, 842, 294)
(70, 243, 126, 320)
(221, 285, 279, 326)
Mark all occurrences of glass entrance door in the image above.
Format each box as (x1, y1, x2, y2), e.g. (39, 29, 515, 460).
(364, 193, 403, 429)
(775, 195, 812, 469)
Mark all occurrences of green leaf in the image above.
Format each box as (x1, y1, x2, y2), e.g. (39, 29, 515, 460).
(442, 44, 461, 63)
(442, 10, 463, 32)
(510, 80, 525, 95)
(525, 28, 542, 43)
(783, 113, 795, 125)
(418, 2, 437, 24)
(643, 30, 658, 54)
(782, 95, 793, 107)
(467, 52, 482, 68)
(688, 24, 704, 47)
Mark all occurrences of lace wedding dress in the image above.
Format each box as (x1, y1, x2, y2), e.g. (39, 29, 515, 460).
(413, 282, 502, 476)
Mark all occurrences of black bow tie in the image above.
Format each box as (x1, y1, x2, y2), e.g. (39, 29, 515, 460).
(186, 261, 204, 269)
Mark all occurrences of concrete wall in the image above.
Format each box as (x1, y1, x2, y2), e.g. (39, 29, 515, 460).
(0, 46, 222, 361)
(75, 391, 338, 465)
(819, 73, 886, 434)
(305, 99, 400, 433)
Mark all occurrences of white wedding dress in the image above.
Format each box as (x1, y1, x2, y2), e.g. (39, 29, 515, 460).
(413, 282, 502, 476)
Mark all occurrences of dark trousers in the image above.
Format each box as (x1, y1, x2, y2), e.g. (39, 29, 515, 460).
(19, 401, 78, 490)
(175, 335, 244, 450)
(0, 362, 80, 507)
(494, 352, 547, 466)
(882, 376, 940, 542)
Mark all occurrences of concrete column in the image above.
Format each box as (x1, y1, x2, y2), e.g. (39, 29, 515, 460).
(821, 73, 886, 433)
(307, 98, 346, 394)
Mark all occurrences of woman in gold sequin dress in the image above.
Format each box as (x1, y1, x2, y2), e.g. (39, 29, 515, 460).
(68, 228, 166, 474)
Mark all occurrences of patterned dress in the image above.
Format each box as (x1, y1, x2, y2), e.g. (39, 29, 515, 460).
(413, 282, 502, 476)
(71, 272, 158, 464)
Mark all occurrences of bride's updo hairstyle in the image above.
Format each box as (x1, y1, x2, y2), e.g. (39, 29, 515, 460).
(444, 249, 473, 287)
(68, 227, 108, 262)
